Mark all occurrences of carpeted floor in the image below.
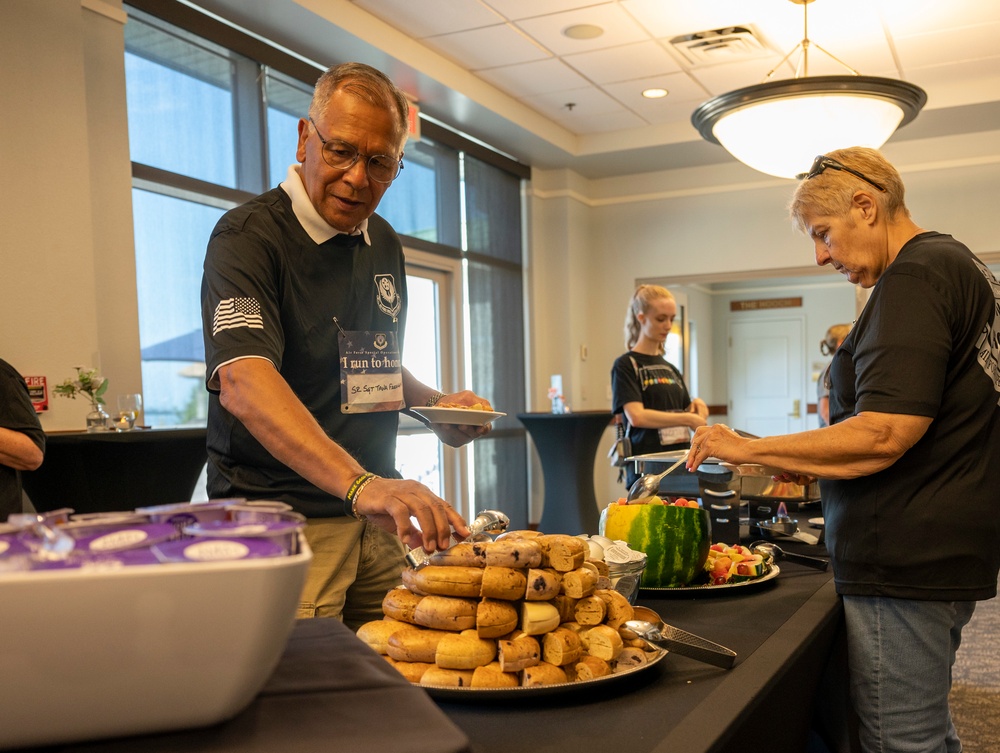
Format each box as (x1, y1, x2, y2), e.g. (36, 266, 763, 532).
(950, 582, 1000, 753)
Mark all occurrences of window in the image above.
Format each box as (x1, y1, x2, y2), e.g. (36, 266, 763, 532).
(124, 1, 528, 518)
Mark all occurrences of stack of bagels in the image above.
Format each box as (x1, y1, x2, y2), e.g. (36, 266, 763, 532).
(357, 530, 659, 688)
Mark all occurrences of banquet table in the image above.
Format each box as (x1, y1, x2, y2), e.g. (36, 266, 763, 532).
(21, 428, 207, 514)
(31, 532, 850, 753)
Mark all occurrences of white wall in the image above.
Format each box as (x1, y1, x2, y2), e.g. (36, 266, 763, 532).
(0, 0, 140, 431)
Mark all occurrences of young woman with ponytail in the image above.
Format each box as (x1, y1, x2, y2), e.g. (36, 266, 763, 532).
(610, 285, 708, 489)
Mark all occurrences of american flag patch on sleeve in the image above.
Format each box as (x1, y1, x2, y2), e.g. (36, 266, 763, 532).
(213, 297, 264, 335)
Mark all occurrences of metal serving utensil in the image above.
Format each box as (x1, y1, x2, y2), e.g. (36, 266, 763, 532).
(625, 605, 737, 669)
(404, 509, 509, 569)
(749, 540, 829, 571)
(625, 451, 689, 502)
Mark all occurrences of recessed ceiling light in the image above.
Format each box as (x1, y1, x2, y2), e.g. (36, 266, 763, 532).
(642, 88, 669, 99)
(563, 24, 604, 40)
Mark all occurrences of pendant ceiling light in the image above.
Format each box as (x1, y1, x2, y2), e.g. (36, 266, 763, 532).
(690, 0, 926, 179)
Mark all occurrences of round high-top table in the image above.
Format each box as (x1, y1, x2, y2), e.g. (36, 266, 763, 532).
(517, 411, 612, 535)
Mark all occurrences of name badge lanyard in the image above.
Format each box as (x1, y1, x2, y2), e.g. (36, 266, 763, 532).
(334, 316, 404, 414)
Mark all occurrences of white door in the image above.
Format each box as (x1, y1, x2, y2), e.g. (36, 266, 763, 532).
(396, 248, 470, 518)
(727, 317, 807, 437)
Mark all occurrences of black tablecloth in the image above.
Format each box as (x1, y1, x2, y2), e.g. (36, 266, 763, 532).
(439, 553, 845, 753)
(22, 428, 207, 514)
(34, 619, 471, 753)
(517, 412, 612, 534)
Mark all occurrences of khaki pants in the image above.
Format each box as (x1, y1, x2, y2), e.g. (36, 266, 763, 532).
(298, 516, 406, 631)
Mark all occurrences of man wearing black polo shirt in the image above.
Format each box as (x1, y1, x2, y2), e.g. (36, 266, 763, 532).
(201, 63, 492, 629)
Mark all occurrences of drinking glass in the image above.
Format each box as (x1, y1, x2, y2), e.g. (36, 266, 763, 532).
(116, 393, 143, 431)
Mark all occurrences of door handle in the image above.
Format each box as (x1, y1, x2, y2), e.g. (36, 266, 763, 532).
(788, 399, 801, 419)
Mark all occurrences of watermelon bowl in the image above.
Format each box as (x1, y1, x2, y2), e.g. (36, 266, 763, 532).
(599, 502, 712, 588)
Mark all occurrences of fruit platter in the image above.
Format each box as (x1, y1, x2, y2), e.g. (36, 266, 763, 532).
(600, 496, 778, 594)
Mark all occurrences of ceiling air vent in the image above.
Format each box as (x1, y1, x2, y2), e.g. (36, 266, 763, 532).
(669, 26, 770, 67)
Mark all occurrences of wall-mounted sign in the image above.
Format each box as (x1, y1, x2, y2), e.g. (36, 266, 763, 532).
(730, 297, 802, 312)
(407, 100, 421, 141)
(24, 375, 48, 413)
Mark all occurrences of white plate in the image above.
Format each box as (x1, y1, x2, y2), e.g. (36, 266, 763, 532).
(808, 517, 825, 527)
(410, 406, 505, 426)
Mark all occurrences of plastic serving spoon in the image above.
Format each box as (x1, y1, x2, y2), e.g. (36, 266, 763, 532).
(625, 606, 737, 669)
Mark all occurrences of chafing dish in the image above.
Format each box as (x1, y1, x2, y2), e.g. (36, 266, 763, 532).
(626, 451, 821, 543)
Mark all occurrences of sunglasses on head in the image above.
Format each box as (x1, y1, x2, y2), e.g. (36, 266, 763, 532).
(797, 155, 886, 192)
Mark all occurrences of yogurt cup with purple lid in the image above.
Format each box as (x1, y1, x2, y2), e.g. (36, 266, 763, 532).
(73, 523, 179, 554)
(227, 504, 306, 525)
(152, 536, 287, 563)
(182, 520, 303, 555)
(136, 502, 232, 530)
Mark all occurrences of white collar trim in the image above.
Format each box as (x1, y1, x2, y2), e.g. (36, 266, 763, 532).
(279, 164, 370, 245)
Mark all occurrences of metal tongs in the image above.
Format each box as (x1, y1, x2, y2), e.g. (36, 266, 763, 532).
(625, 605, 737, 669)
(404, 509, 509, 569)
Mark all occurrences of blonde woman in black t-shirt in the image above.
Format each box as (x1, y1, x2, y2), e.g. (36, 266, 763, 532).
(610, 285, 707, 489)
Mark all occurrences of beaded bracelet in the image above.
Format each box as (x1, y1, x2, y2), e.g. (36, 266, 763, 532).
(344, 471, 378, 519)
(426, 392, 446, 407)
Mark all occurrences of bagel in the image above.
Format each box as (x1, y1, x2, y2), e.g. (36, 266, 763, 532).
(381, 587, 423, 624)
(485, 538, 542, 568)
(383, 656, 434, 683)
(573, 595, 607, 626)
(356, 618, 417, 654)
(521, 662, 568, 687)
(480, 565, 527, 601)
(435, 630, 497, 670)
(524, 568, 562, 601)
(402, 565, 483, 598)
(537, 534, 587, 572)
(412, 594, 478, 631)
(476, 598, 519, 639)
(428, 541, 488, 568)
(420, 666, 476, 688)
(562, 566, 599, 599)
(386, 628, 452, 663)
(542, 627, 583, 667)
(497, 634, 540, 672)
(471, 662, 520, 688)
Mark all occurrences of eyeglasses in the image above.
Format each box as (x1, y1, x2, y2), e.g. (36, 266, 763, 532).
(796, 155, 886, 192)
(309, 118, 403, 183)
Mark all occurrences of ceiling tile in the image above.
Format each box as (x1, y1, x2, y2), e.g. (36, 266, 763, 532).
(521, 85, 629, 119)
(424, 24, 549, 70)
(477, 58, 591, 98)
(482, 0, 603, 21)
(554, 108, 650, 134)
(514, 4, 650, 56)
(621, 0, 794, 41)
(879, 0, 1000, 38)
(906, 56, 1000, 109)
(563, 40, 682, 84)
(602, 72, 708, 112)
(351, 0, 504, 38)
(894, 22, 1000, 71)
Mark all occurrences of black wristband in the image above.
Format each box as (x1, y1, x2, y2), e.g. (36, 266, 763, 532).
(344, 472, 377, 519)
